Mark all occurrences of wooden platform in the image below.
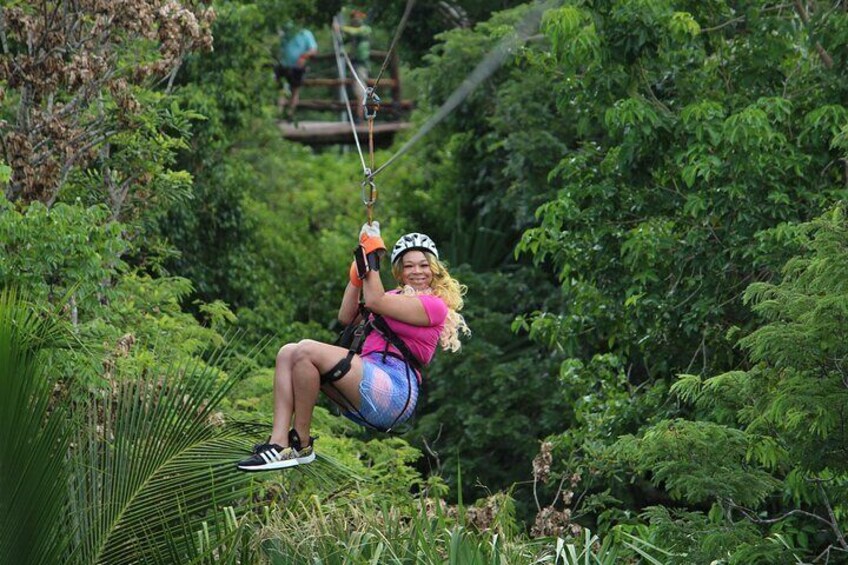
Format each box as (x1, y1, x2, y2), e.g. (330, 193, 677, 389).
(296, 99, 414, 113)
(278, 120, 410, 146)
(302, 77, 399, 89)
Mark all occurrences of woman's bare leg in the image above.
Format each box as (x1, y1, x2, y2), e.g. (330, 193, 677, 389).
(270, 344, 297, 446)
(289, 339, 364, 444)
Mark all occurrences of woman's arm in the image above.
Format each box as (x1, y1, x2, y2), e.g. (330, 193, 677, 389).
(338, 281, 362, 325)
(361, 271, 429, 326)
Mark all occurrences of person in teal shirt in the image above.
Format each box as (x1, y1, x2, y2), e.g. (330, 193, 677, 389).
(275, 23, 318, 119)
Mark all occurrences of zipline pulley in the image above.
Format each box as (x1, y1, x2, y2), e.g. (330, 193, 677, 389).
(363, 88, 381, 120)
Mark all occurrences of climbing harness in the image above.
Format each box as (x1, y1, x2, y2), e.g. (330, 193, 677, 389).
(320, 303, 423, 433)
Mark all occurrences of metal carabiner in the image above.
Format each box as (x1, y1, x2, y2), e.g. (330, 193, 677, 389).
(360, 168, 377, 207)
(361, 179, 377, 207)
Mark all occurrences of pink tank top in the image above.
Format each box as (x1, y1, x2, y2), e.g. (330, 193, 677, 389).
(360, 292, 448, 365)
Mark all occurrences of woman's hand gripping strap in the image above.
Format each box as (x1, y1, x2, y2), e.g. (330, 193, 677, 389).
(354, 221, 386, 280)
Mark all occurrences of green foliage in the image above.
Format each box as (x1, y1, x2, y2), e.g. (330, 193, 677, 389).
(0, 197, 240, 391)
(552, 527, 676, 565)
(66, 354, 257, 564)
(353, 0, 531, 64)
(612, 206, 848, 560)
(519, 1, 848, 382)
(0, 288, 261, 564)
(234, 137, 372, 326)
(156, 0, 281, 315)
(388, 3, 571, 270)
(0, 200, 126, 307)
(613, 419, 780, 506)
(59, 89, 201, 225)
(639, 506, 790, 565)
(701, 206, 848, 478)
(410, 267, 570, 518)
(255, 491, 555, 564)
(415, 0, 848, 559)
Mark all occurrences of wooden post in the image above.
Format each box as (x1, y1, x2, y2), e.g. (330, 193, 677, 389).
(390, 49, 402, 111)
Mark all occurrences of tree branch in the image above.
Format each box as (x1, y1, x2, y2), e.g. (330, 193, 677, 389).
(843, 158, 848, 189)
(0, 7, 9, 54)
(814, 544, 848, 564)
(727, 499, 835, 529)
(817, 482, 848, 550)
(793, 0, 834, 68)
(164, 55, 182, 94)
(701, 16, 746, 33)
(111, 172, 139, 222)
(46, 128, 118, 207)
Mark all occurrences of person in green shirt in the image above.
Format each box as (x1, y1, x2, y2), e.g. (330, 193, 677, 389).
(338, 9, 372, 121)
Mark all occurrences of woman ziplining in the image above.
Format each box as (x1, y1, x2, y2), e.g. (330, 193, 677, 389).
(236, 0, 550, 471)
(237, 225, 469, 471)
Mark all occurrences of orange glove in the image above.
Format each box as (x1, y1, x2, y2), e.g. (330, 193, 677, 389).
(359, 221, 386, 255)
(349, 261, 363, 288)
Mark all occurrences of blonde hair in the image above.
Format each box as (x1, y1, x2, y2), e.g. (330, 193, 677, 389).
(392, 251, 470, 352)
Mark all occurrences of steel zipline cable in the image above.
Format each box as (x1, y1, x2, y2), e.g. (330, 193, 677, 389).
(369, 0, 553, 179)
(333, 25, 370, 102)
(371, 0, 416, 91)
(331, 17, 369, 175)
(333, 0, 556, 217)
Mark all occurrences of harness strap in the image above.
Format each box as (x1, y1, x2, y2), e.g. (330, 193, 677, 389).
(370, 314, 423, 373)
(320, 350, 354, 384)
(320, 316, 370, 385)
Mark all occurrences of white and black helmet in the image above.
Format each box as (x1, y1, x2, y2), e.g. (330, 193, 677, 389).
(391, 232, 439, 264)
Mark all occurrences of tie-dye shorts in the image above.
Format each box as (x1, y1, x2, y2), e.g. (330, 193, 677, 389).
(345, 353, 419, 430)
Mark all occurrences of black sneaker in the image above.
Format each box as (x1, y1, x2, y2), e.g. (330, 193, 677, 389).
(252, 436, 271, 453)
(237, 443, 301, 471)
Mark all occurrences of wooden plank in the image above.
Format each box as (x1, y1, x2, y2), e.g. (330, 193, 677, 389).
(296, 99, 415, 111)
(278, 120, 411, 146)
(302, 77, 399, 88)
(313, 50, 391, 62)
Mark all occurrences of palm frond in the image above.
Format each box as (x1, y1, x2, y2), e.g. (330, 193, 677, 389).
(0, 288, 72, 565)
(65, 342, 262, 565)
